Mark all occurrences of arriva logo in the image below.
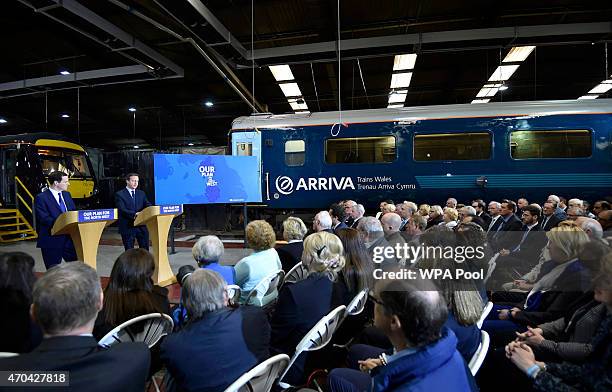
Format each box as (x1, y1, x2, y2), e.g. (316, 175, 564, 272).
(275, 176, 294, 195)
(275, 176, 355, 195)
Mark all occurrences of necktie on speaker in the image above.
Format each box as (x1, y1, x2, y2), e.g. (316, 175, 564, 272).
(58, 193, 67, 213)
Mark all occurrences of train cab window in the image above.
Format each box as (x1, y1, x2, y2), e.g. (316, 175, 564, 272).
(38, 149, 92, 179)
(510, 130, 591, 159)
(285, 140, 305, 166)
(413, 133, 491, 161)
(236, 142, 253, 156)
(325, 136, 396, 164)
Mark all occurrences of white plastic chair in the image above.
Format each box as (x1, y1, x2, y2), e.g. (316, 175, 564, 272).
(483, 252, 500, 285)
(224, 354, 290, 392)
(346, 288, 369, 316)
(98, 313, 174, 349)
(227, 285, 242, 306)
(0, 352, 18, 358)
(245, 270, 285, 307)
(468, 330, 490, 375)
(278, 305, 347, 388)
(477, 301, 494, 329)
(284, 262, 308, 284)
(332, 289, 369, 349)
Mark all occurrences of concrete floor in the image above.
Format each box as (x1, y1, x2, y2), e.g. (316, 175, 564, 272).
(0, 240, 254, 276)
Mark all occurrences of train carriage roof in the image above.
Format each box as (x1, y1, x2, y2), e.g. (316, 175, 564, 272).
(0, 132, 72, 144)
(231, 99, 612, 130)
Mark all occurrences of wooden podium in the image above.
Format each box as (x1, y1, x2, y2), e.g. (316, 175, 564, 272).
(51, 209, 118, 270)
(134, 205, 183, 286)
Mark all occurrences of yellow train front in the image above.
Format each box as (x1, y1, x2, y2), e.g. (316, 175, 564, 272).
(0, 133, 99, 243)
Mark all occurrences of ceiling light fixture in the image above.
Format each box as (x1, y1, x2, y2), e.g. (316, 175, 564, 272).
(128, 107, 137, 112)
(268, 65, 295, 82)
(133, 145, 140, 149)
(188, 142, 194, 146)
(472, 46, 535, 103)
(204, 101, 214, 107)
(60, 70, 70, 75)
(61, 114, 70, 118)
(0, 118, 7, 124)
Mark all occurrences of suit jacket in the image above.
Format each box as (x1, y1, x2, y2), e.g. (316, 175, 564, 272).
(161, 307, 270, 392)
(333, 221, 349, 234)
(35, 189, 76, 249)
(350, 217, 363, 229)
(541, 214, 563, 231)
(0, 336, 150, 392)
(115, 188, 152, 234)
(511, 223, 547, 262)
(277, 241, 304, 272)
(491, 214, 523, 251)
(479, 212, 492, 228)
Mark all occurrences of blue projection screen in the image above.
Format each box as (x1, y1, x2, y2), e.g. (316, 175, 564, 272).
(154, 154, 261, 205)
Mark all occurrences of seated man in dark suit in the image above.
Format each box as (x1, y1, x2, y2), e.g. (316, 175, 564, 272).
(492, 205, 548, 285)
(34, 171, 78, 270)
(490, 199, 523, 252)
(115, 172, 152, 250)
(0, 263, 150, 392)
(161, 269, 270, 391)
(541, 202, 563, 231)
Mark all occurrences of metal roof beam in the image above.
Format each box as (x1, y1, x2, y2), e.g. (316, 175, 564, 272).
(186, 0, 249, 59)
(249, 22, 612, 60)
(0, 65, 150, 92)
(51, 0, 184, 76)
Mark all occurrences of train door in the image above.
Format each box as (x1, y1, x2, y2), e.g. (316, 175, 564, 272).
(0, 147, 17, 206)
(231, 130, 263, 196)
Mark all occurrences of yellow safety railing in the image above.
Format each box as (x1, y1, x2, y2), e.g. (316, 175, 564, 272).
(15, 176, 35, 214)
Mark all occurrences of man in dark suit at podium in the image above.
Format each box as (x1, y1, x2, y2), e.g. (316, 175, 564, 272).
(34, 171, 77, 270)
(115, 173, 151, 250)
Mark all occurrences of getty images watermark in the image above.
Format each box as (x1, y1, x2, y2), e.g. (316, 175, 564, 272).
(371, 244, 486, 280)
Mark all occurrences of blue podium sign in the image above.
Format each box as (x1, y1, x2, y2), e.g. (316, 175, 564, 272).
(160, 205, 183, 215)
(77, 209, 117, 223)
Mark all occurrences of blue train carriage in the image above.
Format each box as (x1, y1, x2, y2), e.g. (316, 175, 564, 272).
(230, 99, 612, 210)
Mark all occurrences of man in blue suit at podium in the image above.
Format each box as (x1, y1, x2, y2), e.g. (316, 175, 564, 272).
(115, 173, 152, 250)
(34, 171, 78, 270)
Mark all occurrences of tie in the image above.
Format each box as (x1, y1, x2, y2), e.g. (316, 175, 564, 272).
(487, 216, 498, 233)
(58, 193, 67, 213)
(512, 226, 531, 252)
(541, 216, 549, 230)
(130, 190, 136, 208)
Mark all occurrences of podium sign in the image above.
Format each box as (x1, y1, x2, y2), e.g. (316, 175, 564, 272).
(52, 209, 118, 269)
(134, 205, 183, 286)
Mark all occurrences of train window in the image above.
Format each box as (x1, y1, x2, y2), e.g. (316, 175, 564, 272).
(413, 133, 491, 161)
(325, 136, 396, 164)
(510, 130, 591, 159)
(285, 140, 305, 166)
(38, 149, 93, 179)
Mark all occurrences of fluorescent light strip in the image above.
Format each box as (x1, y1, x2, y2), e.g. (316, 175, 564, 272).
(578, 75, 612, 100)
(388, 90, 408, 104)
(269, 65, 294, 82)
(488, 65, 520, 82)
(393, 54, 417, 71)
(471, 99, 490, 104)
(390, 72, 413, 89)
(387, 104, 404, 108)
(503, 46, 535, 63)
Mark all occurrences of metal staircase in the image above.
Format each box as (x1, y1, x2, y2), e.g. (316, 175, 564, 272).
(0, 176, 37, 244)
(0, 208, 37, 243)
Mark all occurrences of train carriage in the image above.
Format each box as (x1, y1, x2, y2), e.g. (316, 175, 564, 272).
(230, 99, 612, 210)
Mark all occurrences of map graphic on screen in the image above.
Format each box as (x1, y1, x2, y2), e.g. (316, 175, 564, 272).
(154, 154, 261, 204)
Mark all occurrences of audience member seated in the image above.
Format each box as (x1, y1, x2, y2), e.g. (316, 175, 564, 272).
(0, 263, 151, 392)
(0, 252, 41, 353)
(357, 216, 397, 270)
(484, 225, 592, 345)
(504, 253, 612, 391)
(161, 269, 270, 392)
(271, 231, 345, 385)
(418, 203, 431, 218)
(489, 199, 523, 252)
(313, 210, 334, 233)
(328, 278, 476, 392)
(426, 205, 444, 229)
(192, 235, 234, 284)
(442, 207, 459, 229)
(93, 248, 171, 340)
(277, 217, 308, 272)
(234, 220, 282, 306)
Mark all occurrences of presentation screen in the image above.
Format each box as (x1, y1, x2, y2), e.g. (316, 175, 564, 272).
(154, 154, 261, 205)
